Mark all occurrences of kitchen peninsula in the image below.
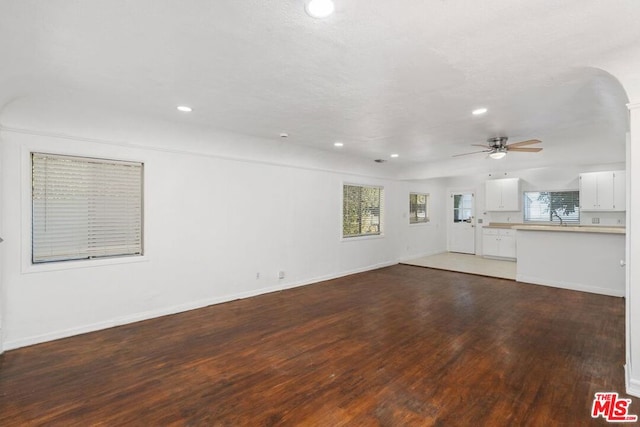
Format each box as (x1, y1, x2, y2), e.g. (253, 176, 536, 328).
(513, 225, 625, 296)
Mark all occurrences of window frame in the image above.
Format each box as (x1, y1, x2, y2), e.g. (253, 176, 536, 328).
(409, 192, 430, 225)
(23, 148, 148, 273)
(341, 183, 384, 239)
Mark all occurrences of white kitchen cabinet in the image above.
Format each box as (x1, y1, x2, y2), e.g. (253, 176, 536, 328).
(579, 170, 625, 211)
(500, 231, 517, 258)
(483, 228, 516, 259)
(483, 229, 500, 256)
(485, 178, 521, 211)
(614, 171, 626, 211)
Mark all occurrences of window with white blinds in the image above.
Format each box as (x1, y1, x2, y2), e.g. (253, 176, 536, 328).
(32, 153, 144, 263)
(523, 191, 580, 224)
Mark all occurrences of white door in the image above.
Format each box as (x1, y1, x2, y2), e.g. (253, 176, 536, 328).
(449, 192, 475, 254)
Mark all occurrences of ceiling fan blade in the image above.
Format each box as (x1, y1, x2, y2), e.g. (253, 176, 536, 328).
(471, 144, 492, 149)
(452, 150, 491, 157)
(506, 139, 542, 148)
(508, 147, 543, 152)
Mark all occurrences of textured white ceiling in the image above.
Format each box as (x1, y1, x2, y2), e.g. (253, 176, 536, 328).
(1, 0, 638, 176)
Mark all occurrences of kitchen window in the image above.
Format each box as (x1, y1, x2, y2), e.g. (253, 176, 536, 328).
(32, 152, 144, 263)
(343, 184, 383, 238)
(523, 190, 580, 224)
(409, 193, 429, 224)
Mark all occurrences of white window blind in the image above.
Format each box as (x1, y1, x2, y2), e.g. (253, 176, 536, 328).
(523, 191, 580, 224)
(343, 184, 383, 238)
(32, 153, 144, 263)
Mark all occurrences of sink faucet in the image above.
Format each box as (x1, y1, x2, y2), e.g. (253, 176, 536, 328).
(551, 210, 564, 225)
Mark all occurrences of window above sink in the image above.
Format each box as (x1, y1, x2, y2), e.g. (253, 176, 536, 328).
(523, 191, 580, 225)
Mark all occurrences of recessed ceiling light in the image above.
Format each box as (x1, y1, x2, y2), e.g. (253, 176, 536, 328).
(334, 142, 344, 147)
(280, 133, 289, 138)
(472, 108, 488, 115)
(305, 0, 335, 18)
(390, 153, 399, 158)
(177, 105, 192, 112)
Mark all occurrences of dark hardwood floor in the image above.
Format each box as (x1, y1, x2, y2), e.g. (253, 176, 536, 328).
(0, 265, 636, 426)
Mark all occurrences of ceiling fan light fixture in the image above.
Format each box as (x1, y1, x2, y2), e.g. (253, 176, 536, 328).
(453, 137, 541, 159)
(305, 0, 335, 18)
(489, 150, 507, 160)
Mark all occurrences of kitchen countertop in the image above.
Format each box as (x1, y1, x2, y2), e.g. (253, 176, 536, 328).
(511, 224, 625, 234)
(483, 222, 524, 229)
(483, 222, 625, 234)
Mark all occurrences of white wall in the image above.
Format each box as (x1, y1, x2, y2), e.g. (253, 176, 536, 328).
(627, 104, 640, 397)
(597, 45, 640, 398)
(398, 178, 448, 261)
(0, 142, 3, 353)
(0, 125, 447, 350)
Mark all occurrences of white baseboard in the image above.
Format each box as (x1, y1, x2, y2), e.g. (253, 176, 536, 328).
(3, 261, 399, 351)
(628, 367, 640, 398)
(516, 274, 625, 297)
(278, 260, 397, 292)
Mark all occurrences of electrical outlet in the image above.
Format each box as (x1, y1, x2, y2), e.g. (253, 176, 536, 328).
(592, 217, 600, 224)
(256, 272, 260, 279)
(278, 271, 285, 279)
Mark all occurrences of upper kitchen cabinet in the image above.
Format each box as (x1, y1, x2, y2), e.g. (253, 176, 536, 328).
(579, 170, 625, 211)
(486, 178, 521, 211)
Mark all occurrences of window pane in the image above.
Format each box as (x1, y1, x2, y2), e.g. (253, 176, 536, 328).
(453, 194, 472, 223)
(523, 191, 580, 224)
(342, 185, 361, 237)
(343, 184, 383, 237)
(410, 193, 429, 224)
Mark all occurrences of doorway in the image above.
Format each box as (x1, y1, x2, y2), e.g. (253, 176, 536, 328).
(449, 192, 475, 254)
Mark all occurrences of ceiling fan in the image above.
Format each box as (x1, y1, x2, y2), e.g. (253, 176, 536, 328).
(454, 137, 542, 159)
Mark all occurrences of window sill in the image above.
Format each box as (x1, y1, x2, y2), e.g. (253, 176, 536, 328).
(22, 254, 149, 274)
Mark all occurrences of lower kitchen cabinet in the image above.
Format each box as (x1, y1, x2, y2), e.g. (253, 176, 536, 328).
(483, 228, 516, 259)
